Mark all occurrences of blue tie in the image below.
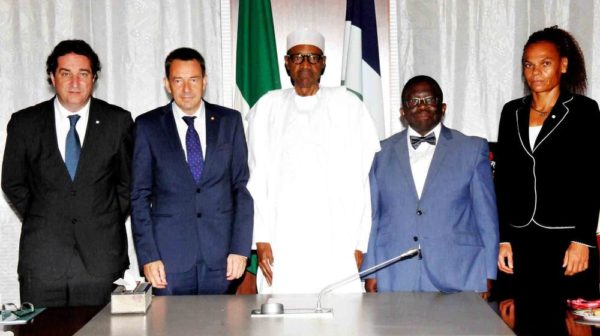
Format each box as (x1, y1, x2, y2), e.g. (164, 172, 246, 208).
(182, 116, 204, 183)
(65, 115, 81, 180)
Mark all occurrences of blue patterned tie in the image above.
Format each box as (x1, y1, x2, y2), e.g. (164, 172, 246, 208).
(65, 115, 81, 180)
(182, 116, 204, 183)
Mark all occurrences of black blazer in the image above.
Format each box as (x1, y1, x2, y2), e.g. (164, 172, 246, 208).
(1, 97, 133, 278)
(495, 92, 600, 246)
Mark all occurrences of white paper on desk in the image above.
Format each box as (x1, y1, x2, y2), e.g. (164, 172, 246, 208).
(113, 269, 145, 291)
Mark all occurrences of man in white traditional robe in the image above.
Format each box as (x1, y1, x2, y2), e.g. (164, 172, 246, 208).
(246, 29, 380, 294)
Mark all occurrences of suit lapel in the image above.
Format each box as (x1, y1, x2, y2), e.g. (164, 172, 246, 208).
(393, 131, 419, 202)
(160, 103, 199, 184)
(161, 104, 186, 155)
(533, 93, 572, 152)
(42, 98, 73, 184)
(420, 126, 451, 199)
(201, 101, 219, 185)
(515, 97, 532, 154)
(74, 98, 102, 184)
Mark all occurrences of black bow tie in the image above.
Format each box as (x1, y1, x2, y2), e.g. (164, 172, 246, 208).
(410, 133, 436, 149)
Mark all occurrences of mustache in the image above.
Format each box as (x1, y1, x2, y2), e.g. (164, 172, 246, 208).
(297, 69, 315, 76)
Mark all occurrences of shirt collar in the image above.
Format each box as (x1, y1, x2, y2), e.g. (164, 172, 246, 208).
(54, 97, 91, 120)
(173, 101, 205, 120)
(407, 123, 442, 140)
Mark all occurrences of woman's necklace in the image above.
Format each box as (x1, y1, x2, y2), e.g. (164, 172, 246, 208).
(530, 104, 551, 116)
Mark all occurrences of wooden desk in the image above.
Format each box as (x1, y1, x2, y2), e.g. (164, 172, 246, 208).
(75, 293, 514, 335)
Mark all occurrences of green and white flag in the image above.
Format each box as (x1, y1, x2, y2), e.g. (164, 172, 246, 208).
(234, 0, 280, 274)
(234, 0, 281, 120)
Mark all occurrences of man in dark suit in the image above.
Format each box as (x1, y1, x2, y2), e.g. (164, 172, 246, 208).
(131, 48, 252, 295)
(363, 75, 498, 295)
(1, 40, 133, 307)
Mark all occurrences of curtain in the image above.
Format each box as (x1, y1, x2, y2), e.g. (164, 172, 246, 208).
(0, 0, 224, 304)
(392, 0, 600, 140)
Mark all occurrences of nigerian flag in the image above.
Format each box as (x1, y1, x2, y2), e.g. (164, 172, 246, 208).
(234, 0, 280, 274)
(342, 0, 385, 138)
(234, 0, 281, 120)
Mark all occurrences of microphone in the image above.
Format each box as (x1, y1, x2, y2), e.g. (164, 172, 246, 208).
(315, 245, 421, 312)
(251, 245, 421, 317)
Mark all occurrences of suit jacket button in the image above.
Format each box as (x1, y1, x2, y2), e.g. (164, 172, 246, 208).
(196, 188, 201, 193)
(413, 236, 418, 242)
(197, 213, 202, 218)
(416, 209, 423, 216)
(70, 190, 76, 196)
(71, 219, 77, 224)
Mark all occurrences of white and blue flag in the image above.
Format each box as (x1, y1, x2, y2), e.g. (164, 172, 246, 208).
(342, 0, 385, 138)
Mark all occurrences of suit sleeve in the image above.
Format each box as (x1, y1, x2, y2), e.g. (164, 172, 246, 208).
(130, 120, 161, 266)
(494, 105, 513, 244)
(572, 99, 600, 246)
(470, 139, 500, 280)
(1, 114, 30, 218)
(229, 112, 253, 257)
(115, 113, 133, 221)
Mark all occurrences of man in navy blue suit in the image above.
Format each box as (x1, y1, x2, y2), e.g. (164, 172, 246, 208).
(363, 76, 498, 295)
(131, 48, 253, 295)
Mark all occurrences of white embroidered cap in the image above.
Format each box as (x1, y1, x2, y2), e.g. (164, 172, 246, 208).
(286, 28, 325, 52)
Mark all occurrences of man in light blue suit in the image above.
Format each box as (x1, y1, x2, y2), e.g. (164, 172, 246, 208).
(363, 76, 498, 295)
(131, 48, 252, 295)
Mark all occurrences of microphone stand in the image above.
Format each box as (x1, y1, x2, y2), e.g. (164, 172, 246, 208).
(315, 246, 420, 312)
(251, 246, 420, 317)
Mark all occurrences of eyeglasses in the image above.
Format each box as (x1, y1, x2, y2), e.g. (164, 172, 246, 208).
(404, 96, 439, 108)
(287, 53, 324, 64)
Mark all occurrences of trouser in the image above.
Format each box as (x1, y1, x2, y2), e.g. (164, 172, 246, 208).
(511, 226, 599, 335)
(19, 249, 119, 307)
(153, 262, 236, 295)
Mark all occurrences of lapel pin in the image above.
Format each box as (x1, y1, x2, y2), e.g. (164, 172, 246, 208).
(210, 116, 215, 121)
(96, 120, 100, 124)
(551, 115, 556, 119)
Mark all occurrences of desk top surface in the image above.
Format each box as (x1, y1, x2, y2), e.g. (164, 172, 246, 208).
(76, 292, 514, 336)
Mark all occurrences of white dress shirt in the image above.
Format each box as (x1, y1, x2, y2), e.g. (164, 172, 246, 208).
(407, 123, 442, 199)
(54, 98, 90, 161)
(173, 102, 206, 160)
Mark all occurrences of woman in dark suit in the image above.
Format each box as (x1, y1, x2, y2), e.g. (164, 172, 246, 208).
(495, 26, 600, 334)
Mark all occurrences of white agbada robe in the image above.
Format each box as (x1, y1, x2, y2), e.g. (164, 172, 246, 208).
(247, 87, 380, 294)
